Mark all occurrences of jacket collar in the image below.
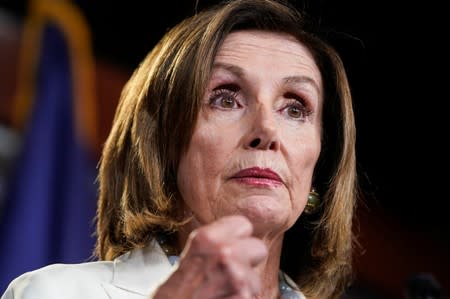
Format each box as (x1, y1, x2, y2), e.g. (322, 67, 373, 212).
(102, 240, 176, 298)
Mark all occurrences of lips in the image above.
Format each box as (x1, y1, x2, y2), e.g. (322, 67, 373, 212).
(230, 167, 283, 187)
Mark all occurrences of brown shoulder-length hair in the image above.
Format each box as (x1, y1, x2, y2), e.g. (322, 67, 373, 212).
(96, 0, 357, 298)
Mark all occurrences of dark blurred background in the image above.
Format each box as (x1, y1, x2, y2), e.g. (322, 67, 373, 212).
(0, 0, 448, 298)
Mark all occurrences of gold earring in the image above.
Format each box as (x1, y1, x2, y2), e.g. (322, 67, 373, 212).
(304, 188, 320, 214)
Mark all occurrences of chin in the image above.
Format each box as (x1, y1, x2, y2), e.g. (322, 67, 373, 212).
(236, 196, 291, 235)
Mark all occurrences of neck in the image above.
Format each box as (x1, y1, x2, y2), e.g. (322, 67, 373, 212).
(254, 234, 284, 299)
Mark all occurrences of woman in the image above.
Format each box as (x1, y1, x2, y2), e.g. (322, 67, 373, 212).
(2, 0, 357, 298)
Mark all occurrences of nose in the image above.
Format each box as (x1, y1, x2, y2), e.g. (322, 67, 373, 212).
(245, 105, 280, 151)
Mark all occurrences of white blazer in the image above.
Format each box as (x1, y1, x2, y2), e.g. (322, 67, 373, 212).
(1, 241, 306, 299)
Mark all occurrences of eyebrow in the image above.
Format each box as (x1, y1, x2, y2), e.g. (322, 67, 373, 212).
(212, 62, 245, 78)
(212, 62, 321, 95)
(283, 76, 321, 96)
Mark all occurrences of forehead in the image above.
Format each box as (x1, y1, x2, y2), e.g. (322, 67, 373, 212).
(214, 30, 322, 87)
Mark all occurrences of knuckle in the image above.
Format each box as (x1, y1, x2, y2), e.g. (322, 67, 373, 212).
(217, 245, 232, 263)
(227, 215, 251, 228)
(189, 227, 216, 249)
(231, 271, 247, 289)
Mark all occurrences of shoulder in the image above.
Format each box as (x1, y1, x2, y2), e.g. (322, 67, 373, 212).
(2, 261, 113, 299)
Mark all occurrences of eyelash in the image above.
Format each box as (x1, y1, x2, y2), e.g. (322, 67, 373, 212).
(208, 86, 312, 121)
(282, 93, 312, 121)
(281, 99, 311, 121)
(208, 86, 241, 110)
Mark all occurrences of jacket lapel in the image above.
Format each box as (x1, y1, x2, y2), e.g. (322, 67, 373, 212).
(102, 240, 176, 299)
(101, 241, 307, 299)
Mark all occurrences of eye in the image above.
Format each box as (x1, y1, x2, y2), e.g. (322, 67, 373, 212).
(209, 84, 241, 109)
(282, 92, 310, 121)
(287, 105, 305, 119)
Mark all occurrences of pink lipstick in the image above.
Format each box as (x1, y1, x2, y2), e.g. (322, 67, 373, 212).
(231, 167, 283, 187)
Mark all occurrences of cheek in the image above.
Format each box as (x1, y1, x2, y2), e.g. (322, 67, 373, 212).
(286, 131, 321, 204)
(299, 141, 321, 171)
(177, 124, 234, 206)
(287, 127, 321, 173)
(178, 131, 213, 195)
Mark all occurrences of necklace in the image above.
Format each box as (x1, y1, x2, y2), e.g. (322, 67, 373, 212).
(157, 236, 303, 299)
(278, 271, 303, 299)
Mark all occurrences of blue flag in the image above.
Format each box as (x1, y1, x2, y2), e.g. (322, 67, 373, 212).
(0, 2, 97, 293)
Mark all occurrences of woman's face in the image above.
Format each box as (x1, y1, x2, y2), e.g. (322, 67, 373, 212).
(177, 30, 323, 239)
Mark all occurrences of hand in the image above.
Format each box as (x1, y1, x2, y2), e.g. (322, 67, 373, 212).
(153, 215, 268, 299)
